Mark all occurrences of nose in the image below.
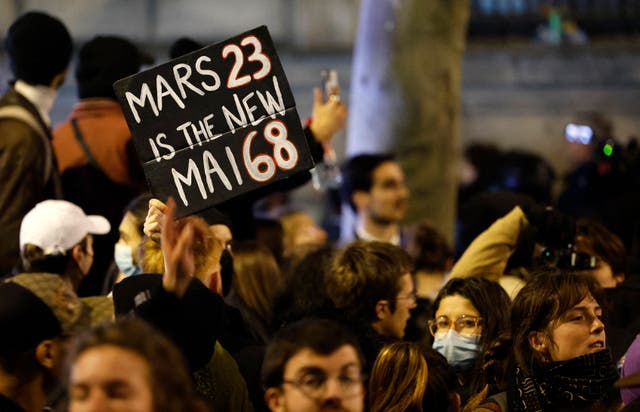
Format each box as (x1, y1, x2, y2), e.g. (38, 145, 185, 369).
(591, 316, 605, 335)
(323, 377, 344, 400)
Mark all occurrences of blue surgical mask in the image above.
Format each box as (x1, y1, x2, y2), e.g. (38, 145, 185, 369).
(114, 243, 140, 277)
(432, 329, 481, 373)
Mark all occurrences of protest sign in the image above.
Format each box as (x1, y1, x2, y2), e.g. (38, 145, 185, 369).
(114, 26, 313, 217)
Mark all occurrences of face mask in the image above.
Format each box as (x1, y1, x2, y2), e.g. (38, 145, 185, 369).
(433, 329, 482, 373)
(114, 243, 140, 277)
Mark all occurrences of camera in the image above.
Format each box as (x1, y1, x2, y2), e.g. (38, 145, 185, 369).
(538, 244, 597, 270)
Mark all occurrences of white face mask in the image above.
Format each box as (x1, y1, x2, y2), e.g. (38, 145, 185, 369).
(432, 329, 482, 373)
(114, 243, 140, 277)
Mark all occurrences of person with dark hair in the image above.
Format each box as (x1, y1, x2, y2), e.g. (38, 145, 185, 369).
(340, 153, 410, 245)
(326, 241, 416, 370)
(271, 244, 337, 331)
(403, 222, 454, 345)
(422, 347, 461, 412)
(574, 218, 626, 288)
(169, 37, 204, 59)
(430, 277, 512, 407)
(0, 273, 112, 412)
(475, 269, 621, 412)
(53, 35, 152, 295)
(66, 318, 208, 412)
(262, 318, 365, 412)
(255, 218, 286, 266)
(451, 194, 578, 299)
(0, 11, 73, 277)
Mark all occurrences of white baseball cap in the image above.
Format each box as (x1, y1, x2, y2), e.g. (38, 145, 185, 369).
(20, 200, 110, 255)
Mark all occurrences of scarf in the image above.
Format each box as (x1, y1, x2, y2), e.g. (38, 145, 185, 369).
(510, 349, 620, 412)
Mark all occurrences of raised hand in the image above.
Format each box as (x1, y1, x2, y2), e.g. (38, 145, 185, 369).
(161, 198, 194, 299)
(309, 87, 348, 145)
(144, 198, 168, 243)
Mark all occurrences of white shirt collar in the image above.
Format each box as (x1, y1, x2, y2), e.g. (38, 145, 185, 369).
(355, 223, 401, 246)
(14, 80, 57, 127)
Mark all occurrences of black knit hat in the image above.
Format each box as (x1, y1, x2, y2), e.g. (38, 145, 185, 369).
(5, 11, 73, 86)
(76, 35, 154, 99)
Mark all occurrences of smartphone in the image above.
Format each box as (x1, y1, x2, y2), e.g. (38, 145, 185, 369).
(320, 69, 340, 102)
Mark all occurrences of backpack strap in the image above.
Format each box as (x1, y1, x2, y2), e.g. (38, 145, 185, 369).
(0, 105, 53, 185)
(70, 118, 105, 174)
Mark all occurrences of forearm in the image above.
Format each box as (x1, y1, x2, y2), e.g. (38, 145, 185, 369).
(450, 206, 530, 281)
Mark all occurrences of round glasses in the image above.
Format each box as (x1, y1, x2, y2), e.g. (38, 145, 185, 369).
(282, 372, 364, 400)
(428, 314, 483, 336)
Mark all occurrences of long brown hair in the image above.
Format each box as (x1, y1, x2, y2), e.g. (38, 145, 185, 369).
(369, 342, 428, 412)
(232, 240, 282, 322)
(511, 268, 605, 374)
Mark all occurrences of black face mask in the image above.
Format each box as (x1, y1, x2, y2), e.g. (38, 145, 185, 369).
(219, 249, 234, 297)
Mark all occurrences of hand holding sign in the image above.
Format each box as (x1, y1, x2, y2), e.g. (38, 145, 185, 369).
(114, 26, 313, 218)
(144, 198, 168, 243)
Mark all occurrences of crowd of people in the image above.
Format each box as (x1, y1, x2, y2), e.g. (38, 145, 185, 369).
(1, 9, 640, 412)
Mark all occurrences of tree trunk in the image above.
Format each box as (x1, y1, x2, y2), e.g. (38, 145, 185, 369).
(345, 0, 470, 243)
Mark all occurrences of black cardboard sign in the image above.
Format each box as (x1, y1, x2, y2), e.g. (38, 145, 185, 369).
(114, 26, 313, 217)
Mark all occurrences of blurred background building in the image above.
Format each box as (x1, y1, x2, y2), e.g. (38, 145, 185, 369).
(1, 0, 640, 228)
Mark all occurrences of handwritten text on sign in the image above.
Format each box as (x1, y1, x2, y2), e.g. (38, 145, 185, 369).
(114, 26, 313, 217)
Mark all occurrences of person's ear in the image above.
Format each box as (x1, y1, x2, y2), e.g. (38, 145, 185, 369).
(265, 387, 285, 412)
(528, 331, 548, 354)
(352, 191, 369, 211)
(375, 300, 391, 321)
(35, 339, 57, 370)
(71, 243, 85, 266)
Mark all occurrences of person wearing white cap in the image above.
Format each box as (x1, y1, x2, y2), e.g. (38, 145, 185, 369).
(19, 199, 110, 291)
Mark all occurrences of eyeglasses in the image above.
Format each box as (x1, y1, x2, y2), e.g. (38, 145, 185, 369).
(428, 315, 483, 336)
(282, 372, 364, 400)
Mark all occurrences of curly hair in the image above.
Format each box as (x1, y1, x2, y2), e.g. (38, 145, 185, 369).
(65, 318, 207, 412)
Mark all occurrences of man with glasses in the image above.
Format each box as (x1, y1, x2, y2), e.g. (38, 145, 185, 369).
(262, 318, 365, 412)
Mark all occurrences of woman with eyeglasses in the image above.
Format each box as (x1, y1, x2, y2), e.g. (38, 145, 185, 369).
(474, 268, 621, 412)
(429, 276, 512, 407)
